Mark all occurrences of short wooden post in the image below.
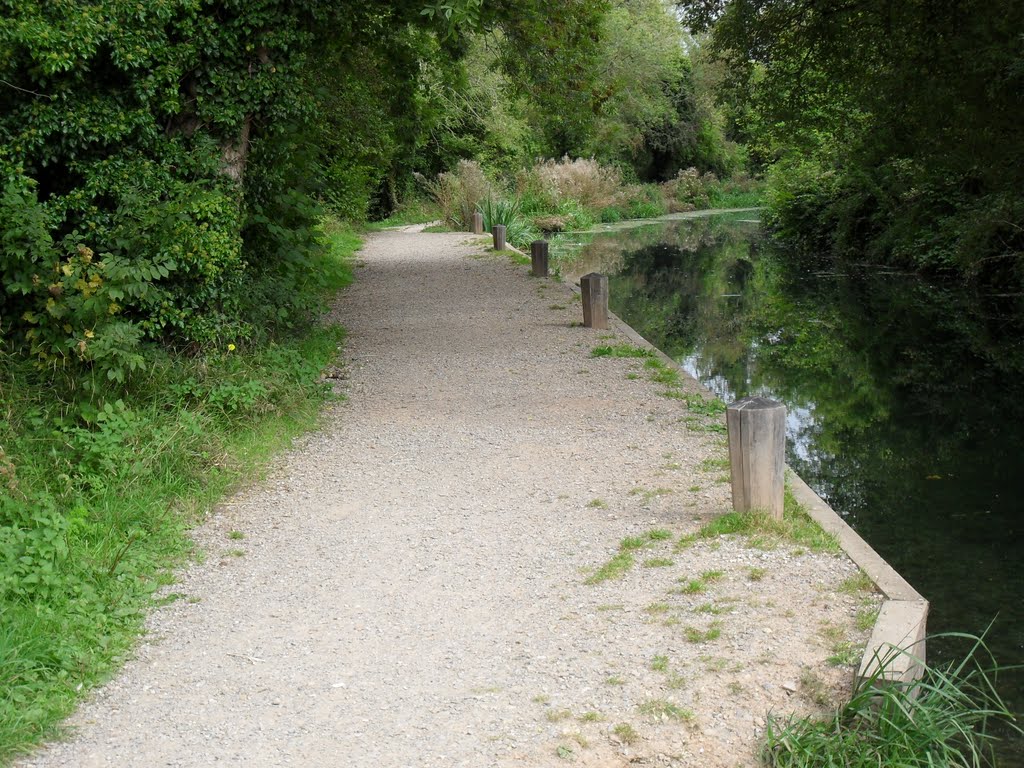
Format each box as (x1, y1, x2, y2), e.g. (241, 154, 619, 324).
(471, 211, 483, 235)
(726, 396, 786, 519)
(531, 240, 549, 277)
(580, 272, 609, 329)
(492, 225, 506, 251)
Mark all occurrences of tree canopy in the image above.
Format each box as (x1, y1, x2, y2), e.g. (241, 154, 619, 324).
(1, 0, 735, 382)
(682, 0, 1024, 286)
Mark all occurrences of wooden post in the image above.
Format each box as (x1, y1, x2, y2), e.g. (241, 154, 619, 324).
(471, 211, 483, 235)
(492, 225, 506, 251)
(726, 396, 786, 519)
(580, 272, 609, 329)
(531, 240, 549, 277)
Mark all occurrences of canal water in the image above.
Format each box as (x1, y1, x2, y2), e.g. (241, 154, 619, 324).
(554, 211, 1023, 762)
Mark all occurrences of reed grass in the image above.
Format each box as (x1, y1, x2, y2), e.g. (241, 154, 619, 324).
(763, 631, 1020, 767)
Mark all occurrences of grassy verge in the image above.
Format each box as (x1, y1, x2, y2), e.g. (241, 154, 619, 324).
(0, 218, 360, 764)
(676, 485, 840, 554)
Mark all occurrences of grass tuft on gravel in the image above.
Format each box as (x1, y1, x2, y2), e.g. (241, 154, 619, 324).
(680, 485, 839, 554)
(637, 699, 694, 722)
(590, 343, 652, 359)
(587, 529, 675, 584)
(586, 552, 635, 584)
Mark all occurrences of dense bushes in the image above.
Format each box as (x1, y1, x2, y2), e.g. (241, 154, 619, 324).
(421, 157, 761, 249)
(1, 0, 745, 381)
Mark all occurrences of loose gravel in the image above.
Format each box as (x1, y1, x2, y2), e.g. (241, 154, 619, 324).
(18, 229, 876, 768)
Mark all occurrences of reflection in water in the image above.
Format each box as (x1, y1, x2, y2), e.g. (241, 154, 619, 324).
(561, 214, 1024, 762)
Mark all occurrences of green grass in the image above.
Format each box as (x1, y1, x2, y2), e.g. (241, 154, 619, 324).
(838, 571, 876, 595)
(639, 488, 673, 502)
(684, 622, 723, 643)
(684, 417, 728, 434)
(708, 187, 765, 209)
(764, 633, 1020, 767)
(619, 535, 648, 551)
(648, 365, 682, 387)
(0, 217, 359, 762)
(856, 605, 880, 632)
(585, 552, 635, 584)
(674, 570, 724, 595)
(676, 579, 708, 595)
(698, 456, 731, 472)
(689, 485, 840, 554)
(637, 699, 694, 722)
(612, 722, 639, 744)
(620, 529, 671, 552)
(827, 642, 862, 667)
(650, 654, 669, 672)
(590, 343, 652, 358)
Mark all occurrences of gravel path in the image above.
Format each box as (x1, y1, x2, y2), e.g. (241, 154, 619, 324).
(20, 230, 873, 768)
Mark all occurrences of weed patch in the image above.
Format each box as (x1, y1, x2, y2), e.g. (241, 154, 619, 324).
(612, 722, 639, 744)
(637, 699, 693, 722)
(590, 343, 652, 359)
(694, 486, 839, 553)
(838, 571, 875, 595)
(586, 552, 635, 584)
(684, 622, 723, 643)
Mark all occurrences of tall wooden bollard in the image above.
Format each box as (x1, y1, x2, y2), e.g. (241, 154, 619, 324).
(531, 240, 549, 277)
(726, 396, 786, 519)
(471, 211, 484, 235)
(580, 272, 609, 329)
(492, 225, 506, 251)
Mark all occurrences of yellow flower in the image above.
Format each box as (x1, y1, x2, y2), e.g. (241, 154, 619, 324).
(227, 343, 236, 352)
(84, 329, 94, 339)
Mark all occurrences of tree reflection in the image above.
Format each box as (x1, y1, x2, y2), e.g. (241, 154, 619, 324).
(579, 217, 1024, 719)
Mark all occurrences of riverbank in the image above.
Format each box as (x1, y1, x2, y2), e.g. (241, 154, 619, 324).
(549, 212, 1023, 764)
(16, 229, 878, 767)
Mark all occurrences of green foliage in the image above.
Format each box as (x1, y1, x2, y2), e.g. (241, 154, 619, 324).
(764, 633, 1021, 767)
(691, 0, 1024, 286)
(696, 486, 839, 554)
(0, 218, 358, 760)
(479, 197, 539, 250)
(586, 552, 635, 584)
(590, 343, 653, 358)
